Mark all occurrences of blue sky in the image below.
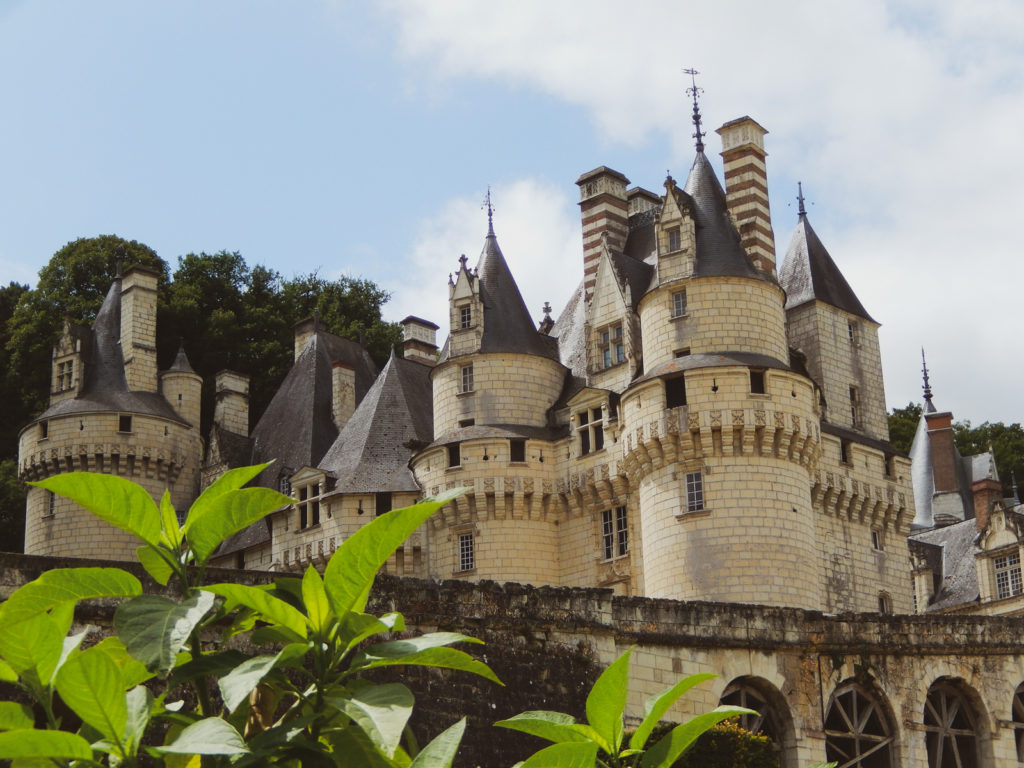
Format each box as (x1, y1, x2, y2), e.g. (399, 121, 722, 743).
(2, 0, 1023, 426)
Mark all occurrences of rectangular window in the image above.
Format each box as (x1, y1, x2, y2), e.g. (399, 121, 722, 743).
(447, 442, 461, 468)
(847, 321, 858, 345)
(461, 364, 474, 393)
(994, 552, 1022, 599)
(118, 415, 132, 433)
(298, 483, 321, 529)
(750, 370, 766, 395)
(601, 506, 628, 559)
(375, 492, 393, 516)
(40, 421, 48, 439)
(667, 228, 681, 252)
(884, 454, 895, 478)
(672, 290, 687, 318)
(458, 418, 475, 428)
(509, 439, 526, 463)
(598, 325, 624, 369)
(665, 376, 687, 408)
(849, 386, 860, 427)
(840, 440, 851, 464)
(576, 407, 605, 456)
(458, 532, 475, 572)
(57, 361, 74, 391)
(685, 471, 704, 512)
(459, 305, 472, 329)
(46, 490, 55, 517)
(872, 530, 883, 551)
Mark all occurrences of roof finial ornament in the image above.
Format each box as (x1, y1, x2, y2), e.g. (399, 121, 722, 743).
(683, 67, 705, 153)
(482, 186, 495, 235)
(458, 253, 468, 270)
(921, 347, 935, 412)
(115, 244, 125, 278)
(797, 182, 807, 217)
(1013, 472, 1020, 504)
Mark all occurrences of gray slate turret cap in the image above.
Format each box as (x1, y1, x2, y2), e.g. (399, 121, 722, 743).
(780, 212, 875, 322)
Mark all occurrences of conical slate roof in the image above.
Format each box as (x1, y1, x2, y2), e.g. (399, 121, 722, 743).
(476, 226, 559, 360)
(780, 213, 874, 322)
(318, 354, 433, 493)
(683, 152, 761, 280)
(167, 344, 196, 374)
(33, 277, 185, 424)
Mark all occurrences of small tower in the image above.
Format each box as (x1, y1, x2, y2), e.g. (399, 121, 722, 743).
(160, 343, 202, 430)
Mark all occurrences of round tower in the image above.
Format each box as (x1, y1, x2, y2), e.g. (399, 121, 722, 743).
(621, 109, 822, 609)
(18, 267, 202, 560)
(413, 217, 567, 586)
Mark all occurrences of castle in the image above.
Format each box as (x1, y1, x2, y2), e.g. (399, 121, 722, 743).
(17, 104, 1024, 767)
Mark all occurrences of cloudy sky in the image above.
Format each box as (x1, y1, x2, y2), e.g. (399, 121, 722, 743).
(1, 0, 1021, 426)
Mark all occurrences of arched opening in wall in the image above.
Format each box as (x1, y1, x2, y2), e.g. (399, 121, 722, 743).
(1011, 683, 1024, 763)
(824, 681, 896, 767)
(923, 679, 983, 768)
(720, 677, 797, 767)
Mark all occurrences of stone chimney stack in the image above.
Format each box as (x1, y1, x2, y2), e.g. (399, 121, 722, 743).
(120, 265, 160, 391)
(332, 362, 356, 429)
(294, 317, 318, 361)
(214, 370, 250, 436)
(716, 117, 776, 276)
(576, 167, 630, 301)
(400, 316, 439, 366)
(972, 478, 1003, 530)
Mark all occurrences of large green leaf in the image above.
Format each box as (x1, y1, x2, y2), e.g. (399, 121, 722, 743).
(301, 565, 332, 636)
(352, 646, 501, 685)
(218, 646, 304, 713)
(186, 487, 293, 562)
(339, 611, 405, 652)
(585, 648, 631, 754)
(323, 488, 465, 618)
(324, 726, 397, 768)
(203, 583, 307, 640)
(409, 717, 465, 768)
(30, 472, 160, 546)
(159, 490, 183, 549)
(167, 649, 248, 689)
(182, 463, 272, 533)
(124, 684, 154, 753)
(0, 567, 141, 625)
(55, 646, 128, 747)
(0, 730, 93, 759)
(0, 703, 33, 731)
(629, 672, 717, 751)
(136, 545, 175, 586)
(155, 717, 249, 755)
(640, 706, 753, 768)
(0, 613, 63, 680)
(518, 741, 599, 768)
(494, 711, 590, 744)
(90, 637, 154, 688)
(362, 632, 482, 658)
(114, 592, 215, 676)
(328, 682, 414, 759)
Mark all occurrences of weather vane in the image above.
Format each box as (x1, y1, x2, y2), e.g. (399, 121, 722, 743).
(683, 67, 704, 152)
(482, 186, 495, 232)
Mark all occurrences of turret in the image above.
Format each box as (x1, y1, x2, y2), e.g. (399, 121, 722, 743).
(160, 344, 202, 429)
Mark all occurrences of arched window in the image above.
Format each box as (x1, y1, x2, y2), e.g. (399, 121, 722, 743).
(720, 681, 782, 747)
(924, 681, 979, 768)
(1011, 684, 1024, 763)
(824, 682, 895, 767)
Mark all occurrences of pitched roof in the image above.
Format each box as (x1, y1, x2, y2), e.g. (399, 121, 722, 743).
(249, 330, 378, 488)
(909, 519, 980, 611)
(683, 152, 762, 280)
(475, 226, 560, 360)
(779, 213, 874, 321)
(35, 278, 186, 424)
(318, 355, 433, 493)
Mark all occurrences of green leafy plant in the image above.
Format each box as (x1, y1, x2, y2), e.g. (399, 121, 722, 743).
(0, 464, 496, 766)
(495, 647, 754, 768)
(667, 718, 778, 768)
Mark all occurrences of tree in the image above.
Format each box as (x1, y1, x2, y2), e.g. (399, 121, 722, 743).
(887, 403, 922, 455)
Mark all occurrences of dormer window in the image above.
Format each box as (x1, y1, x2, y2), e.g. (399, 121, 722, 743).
(667, 228, 681, 252)
(298, 482, 321, 529)
(57, 361, 74, 391)
(994, 552, 1022, 599)
(459, 305, 472, 329)
(576, 406, 604, 456)
(599, 325, 624, 369)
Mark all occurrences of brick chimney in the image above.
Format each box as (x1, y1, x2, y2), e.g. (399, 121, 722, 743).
(120, 265, 160, 391)
(214, 370, 250, 436)
(577, 167, 629, 301)
(925, 411, 958, 493)
(400, 316, 440, 366)
(716, 117, 776, 276)
(972, 478, 1003, 530)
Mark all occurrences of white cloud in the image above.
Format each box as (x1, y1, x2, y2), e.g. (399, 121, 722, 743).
(379, 0, 1024, 425)
(384, 178, 582, 342)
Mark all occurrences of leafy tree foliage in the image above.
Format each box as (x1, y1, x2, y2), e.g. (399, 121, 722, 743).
(672, 720, 779, 768)
(0, 460, 26, 553)
(887, 403, 922, 455)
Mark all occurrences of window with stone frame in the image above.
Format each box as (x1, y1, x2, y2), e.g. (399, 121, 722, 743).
(45, 490, 56, 518)
(994, 551, 1023, 599)
(461, 364, 474, 393)
(375, 492, 392, 517)
(671, 289, 687, 318)
(601, 506, 628, 560)
(576, 406, 605, 456)
(457, 532, 475, 572)
(57, 360, 74, 391)
(847, 320, 859, 346)
(924, 682, 979, 768)
(750, 369, 766, 395)
(825, 682, 895, 767)
(598, 324, 624, 369)
(459, 305, 472, 329)
(685, 471, 704, 512)
(297, 481, 321, 529)
(849, 385, 860, 427)
(509, 438, 526, 463)
(40, 421, 48, 439)
(118, 414, 133, 433)
(447, 442, 461, 468)
(667, 227, 681, 252)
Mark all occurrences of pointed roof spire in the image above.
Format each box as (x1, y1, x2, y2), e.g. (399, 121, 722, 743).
(115, 244, 125, 278)
(797, 182, 807, 217)
(922, 348, 936, 413)
(684, 68, 705, 153)
(168, 338, 196, 373)
(482, 186, 495, 235)
(1013, 472, 1020, 503)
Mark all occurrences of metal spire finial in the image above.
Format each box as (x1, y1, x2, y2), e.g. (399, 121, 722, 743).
(683, 68, 705, 153)
(797, 182, 807, 217)
(1013, 472, 1020, 504)
(921, 348, 935, 411)
(115, 244, 125, 278)
(482, 186, 495, 235)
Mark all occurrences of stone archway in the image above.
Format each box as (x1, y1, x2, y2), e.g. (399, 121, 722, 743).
(824, 681, 895, 767)
(923, 680, 980, 768)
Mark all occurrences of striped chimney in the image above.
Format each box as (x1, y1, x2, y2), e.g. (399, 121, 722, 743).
(576, 166, 629, 302)
(716, 117, 776, 276)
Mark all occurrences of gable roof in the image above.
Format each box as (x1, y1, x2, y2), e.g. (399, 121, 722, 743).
(779, 213, 874, 322)
(318, 355, 433, 493)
